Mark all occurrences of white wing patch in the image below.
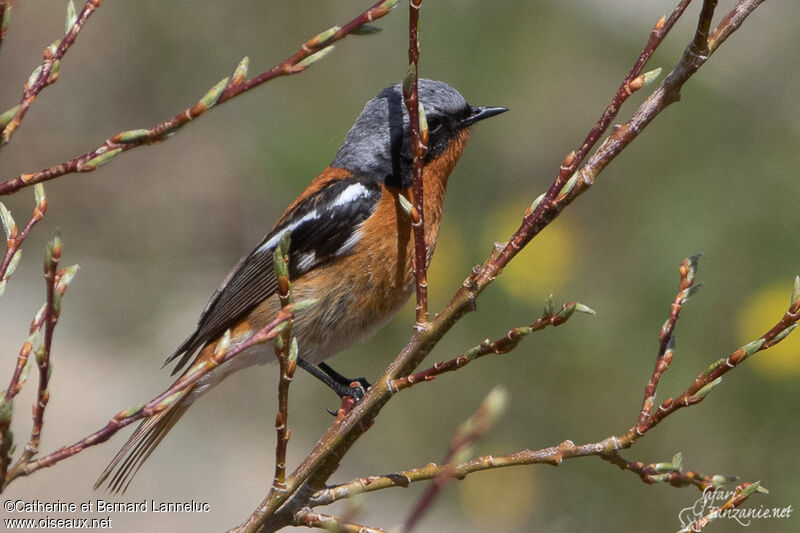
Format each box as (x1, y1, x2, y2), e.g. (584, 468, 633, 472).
(297, 252, 316, 271)
(257, 209, 319, 254)
(336, 228, 362, 256)
(330, 182, 371, 208)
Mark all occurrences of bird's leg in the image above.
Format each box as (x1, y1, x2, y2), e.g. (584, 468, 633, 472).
(297, 359, 371, 402)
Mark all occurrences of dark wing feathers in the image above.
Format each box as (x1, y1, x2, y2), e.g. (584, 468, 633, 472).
(164, 176, 381, 374)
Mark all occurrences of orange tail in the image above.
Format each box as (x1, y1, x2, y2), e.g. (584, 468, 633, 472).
(94, 388, 193, 494)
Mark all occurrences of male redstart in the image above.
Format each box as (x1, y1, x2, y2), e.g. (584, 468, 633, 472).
(95, 79, 506, 492)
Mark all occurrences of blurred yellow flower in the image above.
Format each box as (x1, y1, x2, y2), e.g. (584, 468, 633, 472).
(481, 205, 576, 302)
(737, 283, 800, 379)
(458, 456, 537, 529)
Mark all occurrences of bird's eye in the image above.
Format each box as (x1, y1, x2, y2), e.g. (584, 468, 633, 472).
(427, 117, 443, 134)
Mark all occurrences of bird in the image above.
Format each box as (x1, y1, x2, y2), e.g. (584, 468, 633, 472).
(95, 78, 507, 493)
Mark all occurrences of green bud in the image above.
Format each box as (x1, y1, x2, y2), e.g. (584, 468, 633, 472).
(292, 46, 335, 71)
(402, 64, 417, 97)
(288, 338, 298, 362)
(198, 77, 229, 109)
(65, 1, 77, 33)
(543, 294, 555, 317)
(27, 65, 42, 88)
(397, 194, 413, 216)
(557, 302, 576, 320)
(0, 202, 16, 239)
(641, 67, 663, 87)
(681, 282, 703, 301)
(0, 396, 12, 423)
(742, 338, 765, 357)
(81, 148, 123, 170)
(6, 249, 21, 278)
(741, 481, 769, 497)
(114, 129, 151, 143)
(574, 303, 596, 315)
(559, 172, 579, 197)
(310, 26, 339, 48)
(34, 183, 45, 207)
(0, 105, 20, 127)
(771, 324, 797, 344)
(527, 192, 545, 214)
(694, 377, 722, 399)
(231, 56, 249, 84)
(417, 102, 428, 137)
(1, 6, 10, 34)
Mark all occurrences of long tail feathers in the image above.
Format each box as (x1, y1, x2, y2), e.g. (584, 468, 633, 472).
(94, 389, 193, 494)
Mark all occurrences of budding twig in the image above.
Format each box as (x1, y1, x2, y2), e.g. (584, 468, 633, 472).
(271, 233, 295, 493)
(403, 0, 430, 328)
(0, 0, 103, 145)
(3, 304, 298, 486)
(0, 0, 398, 196)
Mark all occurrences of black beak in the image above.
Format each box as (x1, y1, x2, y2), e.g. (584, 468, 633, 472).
(461, 106, 508, 127)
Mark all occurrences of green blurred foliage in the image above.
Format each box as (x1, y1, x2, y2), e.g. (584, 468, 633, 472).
(0, 1, 798, 532)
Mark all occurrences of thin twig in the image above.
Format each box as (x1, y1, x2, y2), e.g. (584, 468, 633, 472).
(0, 185, 47, 293)
(271, 235, 295, 492)
(403, 386, 507, 532)
(295, 510, 386, 533)
(0, 0, 399, 196)
(23, 234, 61, 460)
(3, 304, 298, 486)
(678, 482, 768, 532)
(636, 255, 701, 427)
(1, 0, 103, 145)
(403, 0, 429, 328)
(390, 301, 590, 392)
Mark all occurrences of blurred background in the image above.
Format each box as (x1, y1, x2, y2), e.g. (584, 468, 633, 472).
(0, 1, 798, 531)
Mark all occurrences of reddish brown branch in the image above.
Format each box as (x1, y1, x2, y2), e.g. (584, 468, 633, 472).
(1, 0, 103, 145)
(0, 0, 398, 196)
(678, 482, 767, 532)
(601, 452, 720, 491)
(0, 186, 47, 291)
(509, 0, 693, 271)
(403, 0, 429, 327)
(636, 255, 701, 427)
(390, 301, 589, 392)
(3, 305, 297, 486)
(24, 235, 62, 460)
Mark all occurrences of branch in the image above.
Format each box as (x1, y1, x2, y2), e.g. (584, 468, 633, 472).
(390, 299, 593, 392)
(295, 510, 386, 533)
(402, 0, 429, 327)
(3, 303, 301, 486)
(636, 255, 701, 427)
(0, 0, 399, 196)
(271, 234, 296, 493)
(678, 482, 769, 533)
(233, 3, 772, 530)
(0, 185, 47, 295)
(0, 0, 102, 145)
(402, 386, 508, 532)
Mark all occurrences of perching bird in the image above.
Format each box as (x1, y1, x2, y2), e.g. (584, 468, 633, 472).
(95, 79, 507, 492)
